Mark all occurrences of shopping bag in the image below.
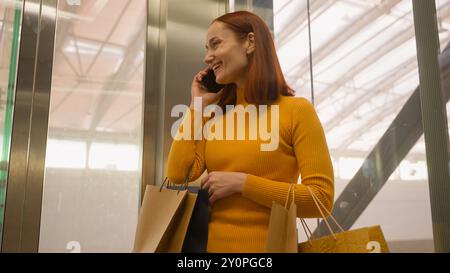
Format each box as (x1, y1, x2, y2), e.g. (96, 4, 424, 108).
(132, 178, 197, 253)
(158, 191, 197, 252)
(181, 188, 209, 253)
(367, 225, 390, 253)
(297, 187, 390, 253)
(265, 183, 298, 253)
(298, 226, 378, 253)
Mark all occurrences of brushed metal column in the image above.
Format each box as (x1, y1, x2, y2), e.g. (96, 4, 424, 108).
(412, 0, 450, 252)
(141, 0, 167, 202)
(1, 0, 56, 253)
(160, 0, 228, 185)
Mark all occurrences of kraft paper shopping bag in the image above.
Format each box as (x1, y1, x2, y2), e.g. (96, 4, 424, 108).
(157, 191, 197, 252)
(265, 183, 298, 253)
(133, 183, 190, 253)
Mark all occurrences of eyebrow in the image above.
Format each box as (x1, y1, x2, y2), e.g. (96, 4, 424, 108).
(205, 36, 220, 49)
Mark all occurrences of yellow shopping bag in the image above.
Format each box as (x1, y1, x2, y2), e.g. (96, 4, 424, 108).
(297, 187, 390, 253)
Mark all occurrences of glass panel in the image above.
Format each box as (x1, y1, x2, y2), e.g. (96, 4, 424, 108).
(352, 139, 433, 252)
(39, 0, 146, 253)
(273, 0, 312, 99)
(274, 0, 450, 252)
(0, 0, 23, 242)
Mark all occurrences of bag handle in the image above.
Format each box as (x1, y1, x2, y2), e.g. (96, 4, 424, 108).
(284, 183, 294, 209)
(280, 183, 346, 242)
(306, 187, 345, 233)
(288, 185, 315, 241)
(282, 183, 335, 244)
(160, 177, 169, 191)
(306, 187, 337, 240)
(297, 186, 345, 242)
(282, 184, 315, 241)
(161, 174, 190, 194)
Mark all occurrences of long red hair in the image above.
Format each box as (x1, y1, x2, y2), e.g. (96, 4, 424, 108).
(212, 10, 295, 109)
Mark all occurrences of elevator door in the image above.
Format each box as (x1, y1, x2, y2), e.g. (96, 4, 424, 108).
(38, 0, 146, 253)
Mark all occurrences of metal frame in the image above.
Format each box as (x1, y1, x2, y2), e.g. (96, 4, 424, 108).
(141, 0, 167, 203)
(1, 0, 57, 253)
(412, 0, 450, 252)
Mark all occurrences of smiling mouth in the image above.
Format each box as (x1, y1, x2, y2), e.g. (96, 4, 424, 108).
(213, 62, 222, 72)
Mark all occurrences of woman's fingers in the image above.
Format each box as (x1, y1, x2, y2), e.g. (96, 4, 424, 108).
(202, 181, 210, 192)
(209, 194, 216, 205)
(216, 88, 224, 96)
(196, 73, 203, 81)
(195, 70, 208, 83)
(208, 185, 214, 196)
(201, 174, 210, 189)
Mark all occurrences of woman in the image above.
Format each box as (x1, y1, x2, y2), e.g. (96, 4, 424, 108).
(166, 11, 334, 253)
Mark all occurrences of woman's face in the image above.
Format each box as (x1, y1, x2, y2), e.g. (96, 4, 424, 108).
(203, 21, 255, 87)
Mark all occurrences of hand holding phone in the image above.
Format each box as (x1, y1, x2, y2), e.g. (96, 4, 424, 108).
(201, 68, 226, 93)
(191, 68, 225, 108)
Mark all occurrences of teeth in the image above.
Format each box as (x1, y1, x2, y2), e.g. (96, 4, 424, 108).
(213, 62, 222, 70)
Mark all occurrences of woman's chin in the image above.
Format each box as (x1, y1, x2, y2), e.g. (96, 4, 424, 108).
(216, 77, 224, 84)
(216, 75, 229, 85)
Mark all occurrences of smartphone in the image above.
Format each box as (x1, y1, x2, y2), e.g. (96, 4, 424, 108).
(201, 68, 226, 93)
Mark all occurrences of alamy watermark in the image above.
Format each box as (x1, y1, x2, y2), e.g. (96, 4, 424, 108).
(171, 97, 279, 151)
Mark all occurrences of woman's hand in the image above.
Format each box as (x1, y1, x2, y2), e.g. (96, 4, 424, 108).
(190, 67, 224, 109)
(200, 171, 247, 205)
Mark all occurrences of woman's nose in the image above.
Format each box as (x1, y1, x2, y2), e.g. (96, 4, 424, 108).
(204, 54, 214, 66)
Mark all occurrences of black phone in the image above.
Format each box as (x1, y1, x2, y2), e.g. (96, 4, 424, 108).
(201, 69, 226, 93)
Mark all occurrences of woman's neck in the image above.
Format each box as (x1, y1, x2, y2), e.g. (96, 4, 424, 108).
(235, 73, 247, 104)
(236, 86, 247, 105)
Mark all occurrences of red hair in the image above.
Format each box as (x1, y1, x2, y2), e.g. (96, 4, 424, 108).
(212, 10, 295, 109)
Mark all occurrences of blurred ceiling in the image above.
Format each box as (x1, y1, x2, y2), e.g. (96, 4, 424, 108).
(274, 0, 450, 170)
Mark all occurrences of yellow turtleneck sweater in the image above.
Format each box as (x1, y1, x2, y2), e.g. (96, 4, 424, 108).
(166, 88, 334, 253)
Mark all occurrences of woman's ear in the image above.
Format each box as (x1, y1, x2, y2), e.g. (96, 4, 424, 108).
(246, 32, 255, 54)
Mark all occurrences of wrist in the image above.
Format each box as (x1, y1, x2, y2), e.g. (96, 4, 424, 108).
(236, 173, 247, 193)
(190, 99, 207, 109)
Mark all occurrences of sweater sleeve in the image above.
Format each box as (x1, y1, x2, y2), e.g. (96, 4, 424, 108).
(165, 108, 208, 184)
(242, 98, 335, 218)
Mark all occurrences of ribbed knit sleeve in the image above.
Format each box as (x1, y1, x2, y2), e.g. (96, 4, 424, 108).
(166, 108, 207, 184)
(242, 98, 335, 218)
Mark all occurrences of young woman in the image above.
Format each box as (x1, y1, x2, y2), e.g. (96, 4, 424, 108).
(166, 11, 334, 253)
